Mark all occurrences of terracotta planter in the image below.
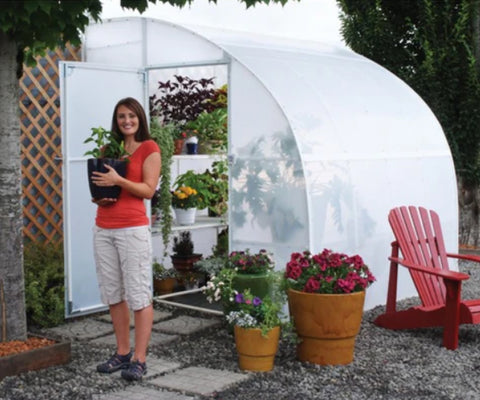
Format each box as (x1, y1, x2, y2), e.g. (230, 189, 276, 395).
(153, 277, 176, 295)
(232, 273, 272, 299)
(171, 253, 202, 272)
(87, 158, 127, 199)
(287, 289, 365, 365)
(173, 139, 184, 155)
(234, 325, 280, 372)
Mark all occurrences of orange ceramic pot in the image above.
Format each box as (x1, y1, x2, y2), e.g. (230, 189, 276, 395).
(153, 277, 176, 295)
(287, 289, 365, 365)
(234, 325, 280, 372)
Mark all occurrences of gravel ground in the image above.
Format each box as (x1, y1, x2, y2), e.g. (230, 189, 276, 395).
(2, 260, 480, 400)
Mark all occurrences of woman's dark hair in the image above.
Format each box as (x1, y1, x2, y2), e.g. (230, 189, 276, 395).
(111, 97, 151, 142)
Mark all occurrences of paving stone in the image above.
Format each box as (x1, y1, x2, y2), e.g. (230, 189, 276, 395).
(91, 386, 195, 400)
(152, 315, 221, 335)
(90, 330, 179, 347)
(144, 356, 182, 377)
(44, 319, 113, 341)
(90, 331, 135, 347)
(149, 366, 249, 396)
(95, 310, 173, 327)
(149, 330, 180, 346)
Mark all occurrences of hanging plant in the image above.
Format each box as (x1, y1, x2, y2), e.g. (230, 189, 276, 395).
(150, 119, 174, 256)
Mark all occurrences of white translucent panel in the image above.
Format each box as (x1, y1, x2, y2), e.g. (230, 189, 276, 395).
(84, 18, 144, 67)
(229, 60, 308, 266)
(61, 62, 146, 317)
(145, 19, 224, 65)
(87, 44, 143, 68)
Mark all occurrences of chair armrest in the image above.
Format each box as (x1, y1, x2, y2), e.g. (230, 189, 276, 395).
(389, 257, 470, 281)
(446, 252, 480, 263)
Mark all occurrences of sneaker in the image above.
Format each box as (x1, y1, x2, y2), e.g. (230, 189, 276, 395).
(121, 360, 147, 381)
(96, 351, 132, 373)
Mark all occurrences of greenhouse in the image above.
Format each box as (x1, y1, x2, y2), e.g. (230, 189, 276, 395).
(60, 16, 458, 316)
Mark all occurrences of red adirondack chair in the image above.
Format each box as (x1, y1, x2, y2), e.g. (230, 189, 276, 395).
(374, 205, 480, 350)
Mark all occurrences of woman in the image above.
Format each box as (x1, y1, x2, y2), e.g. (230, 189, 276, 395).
(91, 97, 160, 381)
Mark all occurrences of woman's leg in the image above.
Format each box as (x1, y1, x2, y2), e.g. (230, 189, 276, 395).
(133, 303, 153, 362)
(109, 300, 131, 355)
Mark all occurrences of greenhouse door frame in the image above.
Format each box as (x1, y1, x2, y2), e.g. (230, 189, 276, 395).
(61, 58, 229, 318)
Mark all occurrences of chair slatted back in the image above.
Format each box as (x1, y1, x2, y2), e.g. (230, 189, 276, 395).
(388, 206, 449, 307)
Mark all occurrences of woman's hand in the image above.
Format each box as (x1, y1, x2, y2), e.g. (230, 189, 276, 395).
(91, 164, 120, 187)
(92, 198, 117, 207)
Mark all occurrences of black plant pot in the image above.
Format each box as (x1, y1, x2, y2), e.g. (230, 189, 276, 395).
(87, 158, 127, 200)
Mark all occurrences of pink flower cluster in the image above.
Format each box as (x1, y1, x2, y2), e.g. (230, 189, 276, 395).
(285, 249, 375, 294)
(228, 249, 274, 275)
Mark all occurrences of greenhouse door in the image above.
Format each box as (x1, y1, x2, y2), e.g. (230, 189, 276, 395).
(60, 62, 148, 317)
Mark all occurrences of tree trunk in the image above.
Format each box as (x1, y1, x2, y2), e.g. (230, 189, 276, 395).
(0, 31, 26, 341)
(461, 2, 480, 247)
(458, 178, 480, 248)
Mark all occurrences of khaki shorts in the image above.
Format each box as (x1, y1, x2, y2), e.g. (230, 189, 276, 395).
(93, 225, 152, 311)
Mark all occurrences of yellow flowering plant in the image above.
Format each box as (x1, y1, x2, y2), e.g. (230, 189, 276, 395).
(171, 186, 200, 209)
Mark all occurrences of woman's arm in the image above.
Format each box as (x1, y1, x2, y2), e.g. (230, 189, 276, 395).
(91, 152, 161, 199)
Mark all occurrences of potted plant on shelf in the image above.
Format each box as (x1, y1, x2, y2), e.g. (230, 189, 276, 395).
(171, 185, 200, 225)
(173, 169, 214, 213)
(149, 75, 223, 150)
(226, 289, 283, 372)
(197, 159, 228, 217)
(281, 249, 376, 366)
(171, 231, 202, 273)
(152, 258, 177, 295)
(185, 107, 228, 154)
(83, 126, 130, 199)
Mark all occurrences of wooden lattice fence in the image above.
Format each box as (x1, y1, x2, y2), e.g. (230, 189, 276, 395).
(20, 44, 81, 244)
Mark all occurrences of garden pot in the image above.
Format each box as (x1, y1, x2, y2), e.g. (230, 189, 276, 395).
(234, 325, 280, 372)
(186, 142, 198, 154)
(87, 158, 127, 200)
(232, 273, 272, 299)
(171, 253, 202, 272)
(287, 289, 365, 365)
(174, 207, 196, 225)
(173, 139, 184, 155)
(153, 277, 176, 295)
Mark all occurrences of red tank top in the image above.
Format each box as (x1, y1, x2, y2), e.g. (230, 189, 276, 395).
(95, 140, 160, 229)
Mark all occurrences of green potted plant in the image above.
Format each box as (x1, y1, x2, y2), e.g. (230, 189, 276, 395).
(203, 249, 277, 313)
(152, 258, 177, 295)
(83, 126, 130, 199)
(197, 160, 228, 217)
(185, 108, 227, 154)
(173, 170, 214, 211)
(171, 185, 201, 225)
(226, 290, 283, 372)
(282, 249, 376, 365)
(149, 120, 174, 254)
(171, 231, 202, 273)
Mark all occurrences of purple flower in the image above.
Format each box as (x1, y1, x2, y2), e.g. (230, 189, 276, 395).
(252, 297, 262, 306)
(235, 293, 244, 303)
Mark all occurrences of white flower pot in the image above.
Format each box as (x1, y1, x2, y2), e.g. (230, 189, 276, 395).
(174, 207, 197, 225)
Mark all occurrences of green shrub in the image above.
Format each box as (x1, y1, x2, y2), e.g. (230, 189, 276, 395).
(23, 241, 65, 328)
